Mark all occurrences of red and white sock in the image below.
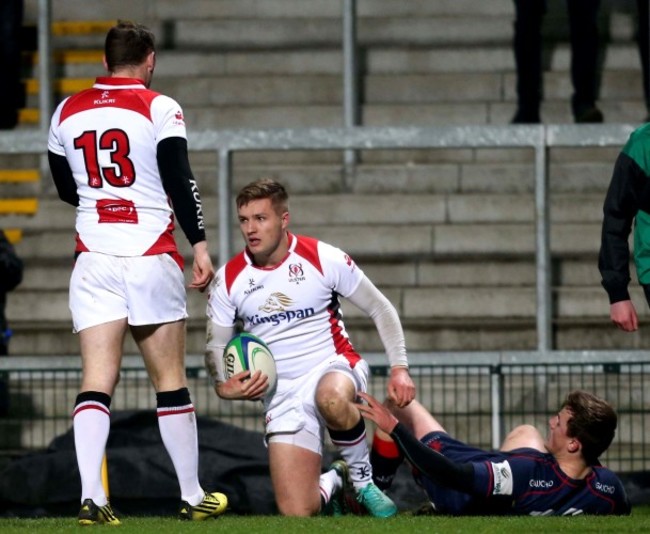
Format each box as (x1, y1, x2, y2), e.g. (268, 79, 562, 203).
(73, 391, 111, 506)
(156, 388, 204, 505)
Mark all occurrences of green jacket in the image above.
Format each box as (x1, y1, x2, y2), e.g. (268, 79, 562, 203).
(600, 123, 650, 303)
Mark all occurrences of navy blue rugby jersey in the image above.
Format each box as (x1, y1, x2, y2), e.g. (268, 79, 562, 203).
(415, 433, 630, 516)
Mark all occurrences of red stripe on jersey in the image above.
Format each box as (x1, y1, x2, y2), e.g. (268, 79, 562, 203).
(224, 234, 322, 295)
(96, 198, 138, 224)
(75, 234, 90, 253)
(144, 219, 183, 269)
(59, 77, 160, 124)
(293, 234, 323, 275)
(328, 306, 361, 367)
(484, 460, 495, 497)
(225, 251, 248, 296)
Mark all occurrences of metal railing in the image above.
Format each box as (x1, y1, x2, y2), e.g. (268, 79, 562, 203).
(1, 352, 648, 473)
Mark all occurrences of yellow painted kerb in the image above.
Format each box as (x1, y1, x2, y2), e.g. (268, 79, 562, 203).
(3, 229, 23, 244)
(0, 170, 40, 183)
(51, 21, 116, 36)
(18, 109, 39, 124)
(26, 78, 94, 94)
(32, 49, 104, 65)
(0, 199, 39, 214)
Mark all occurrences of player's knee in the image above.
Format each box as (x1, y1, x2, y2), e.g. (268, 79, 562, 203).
(315, 374, 355, 420)
(315, 388, 349, 422)
(501, 424, 544, 451)
(277, 499, 319, 517)
(508, 424, 539, 438)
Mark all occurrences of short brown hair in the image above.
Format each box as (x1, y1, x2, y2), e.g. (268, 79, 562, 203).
(104, 20, 155, 72)
(562, 390, 618, 464)
(236, 178, 289, 215)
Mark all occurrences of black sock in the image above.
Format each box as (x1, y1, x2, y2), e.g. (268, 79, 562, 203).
(370, 434, 403, 491)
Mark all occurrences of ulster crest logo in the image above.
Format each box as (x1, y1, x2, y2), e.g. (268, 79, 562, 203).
(288, 263, 305, 284)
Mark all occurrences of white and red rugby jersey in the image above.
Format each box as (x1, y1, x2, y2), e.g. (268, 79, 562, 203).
(208, 233, 365, 380)
(47, 77, 186, 257)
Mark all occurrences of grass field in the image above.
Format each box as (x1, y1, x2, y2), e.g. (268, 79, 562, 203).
(1, 507, 650, 533)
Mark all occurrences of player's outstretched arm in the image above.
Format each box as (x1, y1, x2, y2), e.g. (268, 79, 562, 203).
(357, 391, 399, 433)
(387, 366, 415, 408)
(347, 276, 415, 407)
(358, 391, 475, 493)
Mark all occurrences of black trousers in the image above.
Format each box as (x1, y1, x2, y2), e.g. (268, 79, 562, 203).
(637, 0, 650, 112)
(0, 0, 24, 129)
(0, 341, 7, 417)
(513, 0, 601, 118)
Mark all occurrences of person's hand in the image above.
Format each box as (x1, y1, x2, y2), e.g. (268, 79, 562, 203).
(189, 240, 214, 292)
(357, 392, 399, 434)
(386, 366, 415, 408)
(215, 369, 269, 401)
(610, 300, 638, 332)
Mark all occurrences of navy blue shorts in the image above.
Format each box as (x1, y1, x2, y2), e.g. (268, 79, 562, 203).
(413, 431, 508, 515)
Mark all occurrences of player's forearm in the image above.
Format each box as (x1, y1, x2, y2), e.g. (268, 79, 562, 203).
(157, 137, 206, 246)
(599, 152, 644, 303)
(390, 423, 474, 493)
(204, 320, 235, 386)
(347, 276, 408, 368)
(205, 345, 226, 385)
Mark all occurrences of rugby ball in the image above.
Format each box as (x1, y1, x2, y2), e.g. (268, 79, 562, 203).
(223, 332, 277, 397)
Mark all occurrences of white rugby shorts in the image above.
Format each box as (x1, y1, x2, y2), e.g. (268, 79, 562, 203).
(69, 252, 188, 332)
(265, 355, 370, 455)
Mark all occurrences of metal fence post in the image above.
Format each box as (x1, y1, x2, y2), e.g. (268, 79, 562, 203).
(38, 0, 53, 183)
(37, 0, 53, 132)
(491, 365, 503, 450)
(218, 148, 232, 266)
(535, 129, 552, 353)
(342, 0, 359, 176)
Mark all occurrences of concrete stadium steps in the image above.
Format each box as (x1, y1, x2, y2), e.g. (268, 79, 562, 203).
(7, 189, 608, 254)
(3, 184, 621, 358)
(5, 254, 610, 294)
(10, 144, 619, 205)
(168, 16, 512, 50)
(20, 1, 512, 53)
(11, 256, 611, 292)
(18, 99, 648, 128)
(186, 152, 618, 198)
(15, 0, 650, 127)
(23, 61, 647, 126)
(153, 0, 515, 20)
(0, 168, 41, 245)
(3, 220, 605, 263)
(7, 282, 644, 356)
(44, 42, 644, 78)
(5, 0, 642, 358)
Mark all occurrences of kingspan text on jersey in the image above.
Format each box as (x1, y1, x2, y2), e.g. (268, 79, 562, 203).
(247, 308, 315, 326)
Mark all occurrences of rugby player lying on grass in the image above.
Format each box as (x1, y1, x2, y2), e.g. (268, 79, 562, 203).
(357, 390, 631, 516)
